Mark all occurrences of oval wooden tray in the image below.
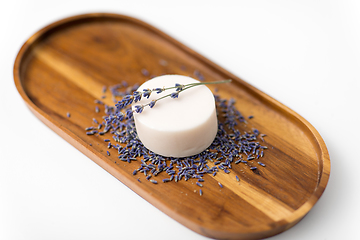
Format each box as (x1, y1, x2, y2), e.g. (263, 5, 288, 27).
(13, 13, 330, 240)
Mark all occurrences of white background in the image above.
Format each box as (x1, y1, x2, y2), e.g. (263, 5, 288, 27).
(1, 1, 359, 239)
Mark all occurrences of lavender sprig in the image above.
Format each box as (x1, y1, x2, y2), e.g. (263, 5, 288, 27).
(117, 79, 231, 117)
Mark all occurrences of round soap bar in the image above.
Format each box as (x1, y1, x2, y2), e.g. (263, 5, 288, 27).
(132, 75, 218, 157)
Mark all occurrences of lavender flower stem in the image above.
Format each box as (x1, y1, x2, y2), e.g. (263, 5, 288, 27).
(159, 79, 231, 92)
(154, 79, 231, 102)
(132, 79, 232, 115)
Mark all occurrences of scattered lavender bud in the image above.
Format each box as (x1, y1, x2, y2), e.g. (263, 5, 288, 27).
(196, 182, 203, 187)
(141, 69, 149, 76)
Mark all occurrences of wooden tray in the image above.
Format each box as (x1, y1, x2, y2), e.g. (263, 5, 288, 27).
(13, 13, 330, 240)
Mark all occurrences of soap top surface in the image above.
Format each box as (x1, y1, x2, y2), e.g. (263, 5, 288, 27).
(133, 75, 216, 132)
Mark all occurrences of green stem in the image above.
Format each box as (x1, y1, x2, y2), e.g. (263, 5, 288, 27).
(150, 79, 231, 105)
(135, 79, 232, 111)
(150, 79, 232, 92)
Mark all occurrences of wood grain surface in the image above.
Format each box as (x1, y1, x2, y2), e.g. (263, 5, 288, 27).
(13, 13, 330, 240)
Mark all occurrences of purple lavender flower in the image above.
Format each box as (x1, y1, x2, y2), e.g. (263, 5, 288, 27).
(126, 109, 133, 118)
(115, 101, 124, 110)
(135, 105, 144, 113)
(120, 95, 134, 107)
(133, 91, 142, 102)
(170, 92, 179, 98)
(154, 88, 163, 94)
(175, 83, 183, 91)
(143, 89, 151, 98)
(149, 100, 156, 108)
(116, 112, 125, 121)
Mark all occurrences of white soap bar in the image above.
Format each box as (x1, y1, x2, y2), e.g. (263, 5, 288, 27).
(132, 75, 218, 157)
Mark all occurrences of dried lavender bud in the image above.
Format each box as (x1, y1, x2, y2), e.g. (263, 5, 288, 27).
(170, 92, 179, 98)
(134, 105, 144, 113)
(154, 88, 163, 94)
(149, 100, 156, 108)
(175, 83, 183, 91)
(143, 89, 152, 98)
